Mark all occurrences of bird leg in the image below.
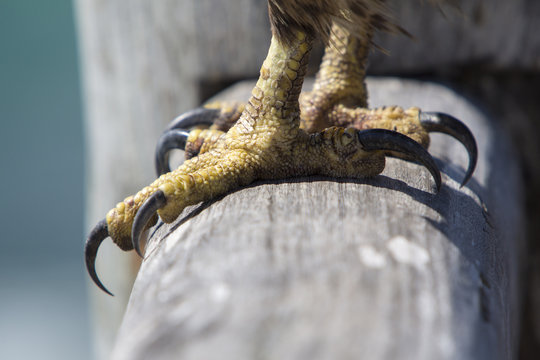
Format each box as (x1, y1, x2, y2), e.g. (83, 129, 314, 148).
(159, 21, 475, 184)
(301, 22, 476, 183)
(300, 23, 372, 132)
(86, 28, 441, 295)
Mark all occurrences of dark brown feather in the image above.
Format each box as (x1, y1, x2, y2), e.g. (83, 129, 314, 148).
(267, 0, 458, 45)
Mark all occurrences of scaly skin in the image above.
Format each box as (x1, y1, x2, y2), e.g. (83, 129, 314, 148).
(186, 106, 426, 160)
(301, 24, 429, 147)
(205, 101, 245, 132)
(184, 128, 226, 160)
(87, 1, 471, 295)
(300, 23, 372, 131)
(106, 31, 387, 251)
(183, 23, 429, 159)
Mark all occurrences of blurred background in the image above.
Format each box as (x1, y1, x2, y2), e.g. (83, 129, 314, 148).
(0, 1, 90, 359)
(1, 0, 539, 359)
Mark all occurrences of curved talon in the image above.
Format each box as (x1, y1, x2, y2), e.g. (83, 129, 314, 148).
(420, 112, 477, 187)
(155, 108, 219, 176)
(167, 108, 219, 131)
(84, 219, 113, 296)
(132, 190, 167, 258)
(155, 129, 190, 176)
(358, 129, 441, 191)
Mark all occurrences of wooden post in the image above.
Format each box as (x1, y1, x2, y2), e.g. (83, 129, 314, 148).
(111, 78, 525, 360)
(76, 1, 537, 358)
(76, 1, 268, 358)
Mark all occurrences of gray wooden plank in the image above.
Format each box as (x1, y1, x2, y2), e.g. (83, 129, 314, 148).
(77, 1, 535, 357)
(370, 0, 540, 72)
(112, 78, 525, 360)
(76, 1, 270, 356)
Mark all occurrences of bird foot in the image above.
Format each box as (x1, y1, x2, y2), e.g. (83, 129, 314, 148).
(87, 100, 444, 295)
(156, 102, 476, 184)
(85, 9, 477, 296)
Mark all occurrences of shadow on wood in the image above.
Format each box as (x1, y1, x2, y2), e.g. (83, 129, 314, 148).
(111, 78, 524, 360)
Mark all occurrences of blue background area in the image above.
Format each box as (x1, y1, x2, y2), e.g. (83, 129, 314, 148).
(0, 1, 91, 359)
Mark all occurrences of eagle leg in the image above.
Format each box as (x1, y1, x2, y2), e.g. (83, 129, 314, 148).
(86, 1, 447, 294)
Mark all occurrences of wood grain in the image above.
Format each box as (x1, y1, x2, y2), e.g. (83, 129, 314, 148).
(112, 78, 525, 360)
(76, 1, 535, 357)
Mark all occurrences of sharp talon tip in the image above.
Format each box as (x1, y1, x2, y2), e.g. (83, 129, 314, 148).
(155, 129, 190, 176)
(85, 219, 114, 296)
(155, 107, 219, 177)
(132, 190, 167, 258)
(459, 169, 474, 189)
(358, 129, 442, 192)
(420, 112, 478, 187)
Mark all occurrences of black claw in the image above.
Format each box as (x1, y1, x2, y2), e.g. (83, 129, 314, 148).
(85, 219, 113, 296)
(167, 108, 219, 131)
(155, 129, 190, 176)
(358, 129, 442, 192)
(155, 108, 219, 177)
(132, 190, 167, 258)
(420, 112, 477, 187)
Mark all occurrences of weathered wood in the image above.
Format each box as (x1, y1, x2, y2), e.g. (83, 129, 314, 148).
(76, 1, 271, 357)
(76, 1, 536, 358)
(370, 0, 540, 72)
(112, 78, 525, 360)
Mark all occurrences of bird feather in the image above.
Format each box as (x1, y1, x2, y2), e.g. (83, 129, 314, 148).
(267, 0, 459, 45)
